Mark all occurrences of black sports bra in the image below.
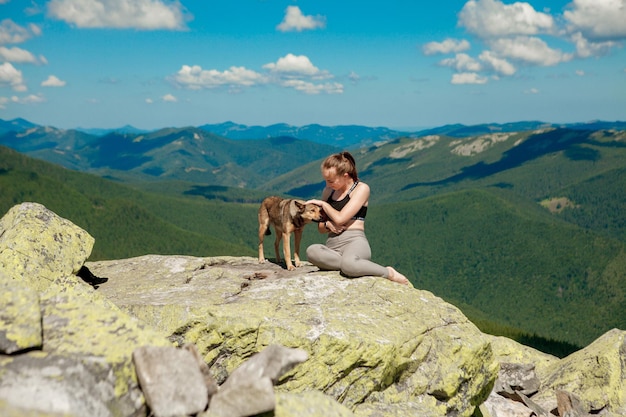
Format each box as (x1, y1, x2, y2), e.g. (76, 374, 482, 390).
(326, 181, 368, 220)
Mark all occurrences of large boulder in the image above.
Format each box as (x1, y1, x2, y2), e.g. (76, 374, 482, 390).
(2, 202, 624, 417)
(89, 254, 499, 417)
(0, 203, 172, 417)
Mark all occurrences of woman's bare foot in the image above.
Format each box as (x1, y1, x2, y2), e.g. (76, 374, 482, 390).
(386, 266, 411, 286)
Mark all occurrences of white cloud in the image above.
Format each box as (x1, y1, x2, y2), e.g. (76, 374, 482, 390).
(575, 70, 585, 76)
(171, 54, 343, 95)
(0, 62, 26, 91)
(281, 79, 343, 95)
(172, 65, 266, 90)
(11, 93, 45, 104)
(451, 72, 488, 84)
(423, 38, 471, 55)
(479, 50, 516, 75)
(459, 0, 555, 38)
(488, 36, 573, 66)
(439, 53, 482, 72)
(0, 19, 41, 44)
(46, 0, 190, 30)
(570, 32, 617, 58)
(524, 87, 540, 94)
(0, 46, 40, 63)
(263, 53, 331, 79)
(0, 96, 9, 109)
(145, 98, 154, 104)
(162, 93, 177, 102)
(564, 0, 626, 41)
(276, 6, 325, 32)
(41, 75, 66, 87)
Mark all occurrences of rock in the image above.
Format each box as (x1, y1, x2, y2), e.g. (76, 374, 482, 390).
(482, 329, 626, 417)
(89, 254, 499, 417)
(534, 328, 626, 415)
(183, 343, 219, 398)
(0, 203, 173, 417)
(0, 272, 42, 353)
(208, 345, 309, 417)
(133, 346, 209, 417)
(0, 353, 116, 417)
(2, 202, 625, 417)
(494, 363, 540, 400)
(274, 391, 356, 417)
(0, 202, 94, 292)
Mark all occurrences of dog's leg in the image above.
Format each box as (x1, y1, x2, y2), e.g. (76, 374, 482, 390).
(282, 231, 294, 270)
(273, 230, 282, 264)
(258, 214, 270, 264)
(293, 229, 303, 268)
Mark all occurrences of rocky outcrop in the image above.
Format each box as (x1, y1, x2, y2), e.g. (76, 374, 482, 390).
(1, 202, 625, 417)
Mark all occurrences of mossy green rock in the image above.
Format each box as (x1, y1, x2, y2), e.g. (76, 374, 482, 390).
(0, 202, 94, 292)
(0, 203, 172, 417)
(0, 272, 42, 353)
(90, 255, 499, 417)
(534, 328, 626, 414)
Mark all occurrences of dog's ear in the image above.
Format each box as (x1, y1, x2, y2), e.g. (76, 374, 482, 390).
(294, 201, 305, 210)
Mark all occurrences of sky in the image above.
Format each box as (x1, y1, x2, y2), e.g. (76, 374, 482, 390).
(0, 0, 625, 130)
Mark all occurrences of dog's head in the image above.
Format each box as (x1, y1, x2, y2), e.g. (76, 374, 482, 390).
(294, 201, 324, 223)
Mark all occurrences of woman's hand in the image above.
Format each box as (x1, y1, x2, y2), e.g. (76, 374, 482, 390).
(325, 220, 345, 234)
(306, 199, 324, 207)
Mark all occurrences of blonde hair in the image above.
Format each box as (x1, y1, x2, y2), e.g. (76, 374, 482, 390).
(321, 151, 358, 181)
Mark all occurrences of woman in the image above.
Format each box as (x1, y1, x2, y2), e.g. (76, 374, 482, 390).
(306, 151, 411, 285)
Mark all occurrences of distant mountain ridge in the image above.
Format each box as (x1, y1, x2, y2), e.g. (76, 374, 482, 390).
(2, 117, 624, 149)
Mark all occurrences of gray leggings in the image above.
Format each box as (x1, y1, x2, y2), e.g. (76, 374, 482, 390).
(306, 230, 389, 278)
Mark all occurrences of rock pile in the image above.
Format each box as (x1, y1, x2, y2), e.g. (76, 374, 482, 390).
(1, 202, 625, 417)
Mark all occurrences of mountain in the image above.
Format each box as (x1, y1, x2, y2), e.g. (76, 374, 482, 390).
(0, 125, 339, 188)
(0, 117, 38, 135)
(74, 124, 150, 136)
(196, 121, 410, 148)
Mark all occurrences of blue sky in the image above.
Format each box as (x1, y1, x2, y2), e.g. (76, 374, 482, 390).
(0, 0, 625, 130)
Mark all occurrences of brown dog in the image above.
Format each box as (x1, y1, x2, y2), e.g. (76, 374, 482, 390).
(258, 196, 323, 270)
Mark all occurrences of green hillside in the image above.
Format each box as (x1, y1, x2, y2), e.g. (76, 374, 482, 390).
(363, 189, 626, 347)
(0, 146, 257, 260)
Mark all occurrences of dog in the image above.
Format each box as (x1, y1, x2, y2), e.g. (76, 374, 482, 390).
(258, 196, 323, 270)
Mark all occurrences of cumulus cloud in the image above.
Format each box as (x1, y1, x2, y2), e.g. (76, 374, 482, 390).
(172, 53, 343, 95)
(11, 93, 45, 104)
(276, 6, 325, 32)
(424, 0, 625, 85)
(0, 62, 26, 91)
(570, 31, 618, 58)
(46, 0, 190, 30)
(172, 65, 266, 90)
(423, 38, 471, 55)
(451, 72, 488, 85)
(479, 50, 516, 75)
(281, 79, 343, 94)
(41, 75, 66, 87)
(162, 93, 177, 102)
(0, 19, 41, 44)
(488, 36, 573, 66)
(564, 0, 626, 41)
(439, 53, 482, 72)
(263, 53, 331, 79)
(0, 46, 41, 63)
(459, 0, 555, 38)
